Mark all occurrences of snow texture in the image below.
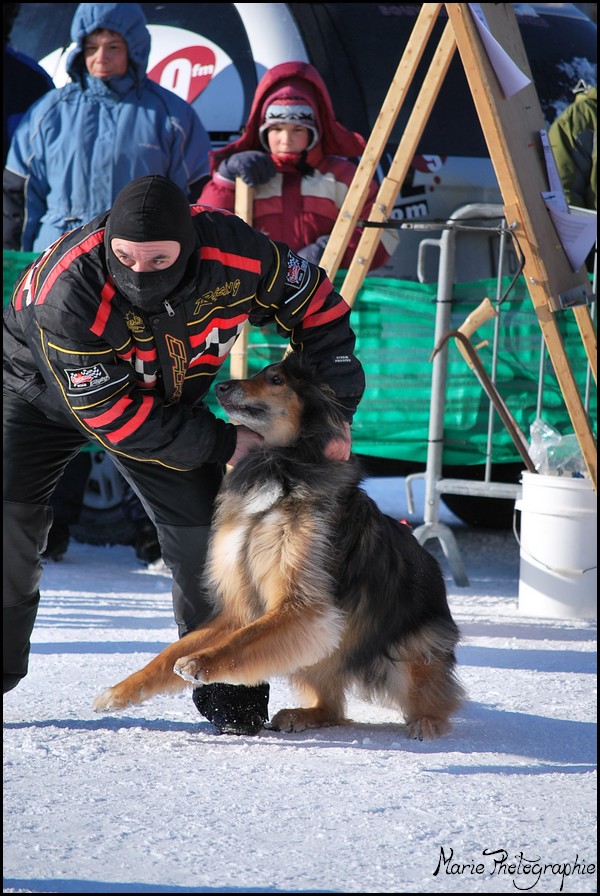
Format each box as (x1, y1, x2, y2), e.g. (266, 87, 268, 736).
(3, 478, 597, 894)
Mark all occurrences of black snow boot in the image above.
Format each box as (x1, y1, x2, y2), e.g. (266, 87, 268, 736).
(192, 682, 270, 735)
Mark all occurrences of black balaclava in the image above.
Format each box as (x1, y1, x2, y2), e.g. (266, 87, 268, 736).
(104, 175, 198, 312)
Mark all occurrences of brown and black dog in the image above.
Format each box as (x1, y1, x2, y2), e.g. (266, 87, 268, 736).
(93, 353, 465, 738)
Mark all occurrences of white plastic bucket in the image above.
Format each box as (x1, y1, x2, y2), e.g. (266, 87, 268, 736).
(515, 471, 597, 619)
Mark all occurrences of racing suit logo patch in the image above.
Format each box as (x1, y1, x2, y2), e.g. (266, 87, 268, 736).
(165, 335, 187, 402)
(65, 364, 110, 390)
(125, 311, 146, 334)
(285, 251, 308, 287)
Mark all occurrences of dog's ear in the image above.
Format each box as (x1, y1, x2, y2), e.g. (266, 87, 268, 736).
(281, 354, 348, 455)
(281, 352, 334, 398)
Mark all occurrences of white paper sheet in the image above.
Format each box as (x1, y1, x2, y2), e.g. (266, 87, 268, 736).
(539, 129, 597, 272)
(468, 3, 531, 98)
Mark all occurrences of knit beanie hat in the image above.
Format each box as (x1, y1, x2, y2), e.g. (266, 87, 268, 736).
(104, 175, 198, 311)
(258, 94, 320, 152)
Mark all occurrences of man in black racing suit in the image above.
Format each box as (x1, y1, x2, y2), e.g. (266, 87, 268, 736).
(3, 175, 365, 735)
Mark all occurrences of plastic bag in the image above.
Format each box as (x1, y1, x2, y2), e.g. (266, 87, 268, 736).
(528, 417, 587, 477)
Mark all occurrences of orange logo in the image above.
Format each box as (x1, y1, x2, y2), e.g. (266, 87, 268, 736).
(165, 335, 187, 401)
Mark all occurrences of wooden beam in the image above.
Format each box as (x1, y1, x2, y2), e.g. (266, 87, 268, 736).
(340, 19, 456, 306)
(319, 2, 444, 281)
(229, 178, 253, 378)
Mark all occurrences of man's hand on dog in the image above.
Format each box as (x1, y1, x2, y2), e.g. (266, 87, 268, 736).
(228, 425, 264, 466)
(323, 421, 352, 462)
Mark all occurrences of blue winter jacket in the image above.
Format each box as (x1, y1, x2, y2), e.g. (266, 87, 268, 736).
(3, 2, 211, 251)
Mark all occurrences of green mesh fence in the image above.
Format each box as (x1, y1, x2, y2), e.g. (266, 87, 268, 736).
(345, 276, 595, 464)
(4, 250, 595, 466)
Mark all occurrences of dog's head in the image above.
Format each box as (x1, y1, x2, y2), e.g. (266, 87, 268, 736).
(215, 353, 348, 452)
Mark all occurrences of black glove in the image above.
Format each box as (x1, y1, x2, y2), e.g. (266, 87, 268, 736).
(299, 235, 329, 266)
(217, 151, 276, 187)
(192, 683, 270, 735)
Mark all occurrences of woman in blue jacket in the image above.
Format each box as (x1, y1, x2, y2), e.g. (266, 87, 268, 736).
(3, 2, 211, 252)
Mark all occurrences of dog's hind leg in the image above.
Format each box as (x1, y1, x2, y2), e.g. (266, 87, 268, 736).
(397, 649, 465, 741)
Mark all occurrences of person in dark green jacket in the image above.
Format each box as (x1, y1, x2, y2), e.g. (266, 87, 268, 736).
(548, 84, 597, 211)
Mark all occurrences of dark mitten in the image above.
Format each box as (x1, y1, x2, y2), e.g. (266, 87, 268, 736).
(217, 151, 276, 187)
(192, 682, 270, 735)
(299, 235, 329, 265)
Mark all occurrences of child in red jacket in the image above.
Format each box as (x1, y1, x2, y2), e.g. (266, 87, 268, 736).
(198, 61, 398, 270)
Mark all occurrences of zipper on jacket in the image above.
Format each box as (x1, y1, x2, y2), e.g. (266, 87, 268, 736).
(163, 299, 175, 317)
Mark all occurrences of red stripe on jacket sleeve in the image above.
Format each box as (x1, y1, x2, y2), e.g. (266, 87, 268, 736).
(200, 246, 262, 273)
(83, 396, 133, 428)
(91, 281, 117, 336)
(105, 395, 154, 444)
(299, 282, 330, 317)
(302, 302, 349, 329)
(82, 394, 155, 444)
(36, 231, 106, 305)
(300, 284, 350, 330)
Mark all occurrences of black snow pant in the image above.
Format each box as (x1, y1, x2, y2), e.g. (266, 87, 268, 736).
(3, 389, 223, 692)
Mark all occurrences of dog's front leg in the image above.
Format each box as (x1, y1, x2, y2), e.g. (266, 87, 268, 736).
(174, 603, 343, 686)
(93, 642, 190, 711)
(93, 619, 231, 711)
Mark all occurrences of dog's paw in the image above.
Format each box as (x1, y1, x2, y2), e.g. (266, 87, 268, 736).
(93, 687, 131, 712)
(173, 656, 210, 684)
(271, 707, 345, 733)
(405, 717, 451, 741)
(270, 708, 307, 732)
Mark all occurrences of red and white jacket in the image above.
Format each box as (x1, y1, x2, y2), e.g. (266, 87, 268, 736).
(198, 61, 398, 270)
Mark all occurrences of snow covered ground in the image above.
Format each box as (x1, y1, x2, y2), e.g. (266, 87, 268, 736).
(3, 477, 597, 894)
